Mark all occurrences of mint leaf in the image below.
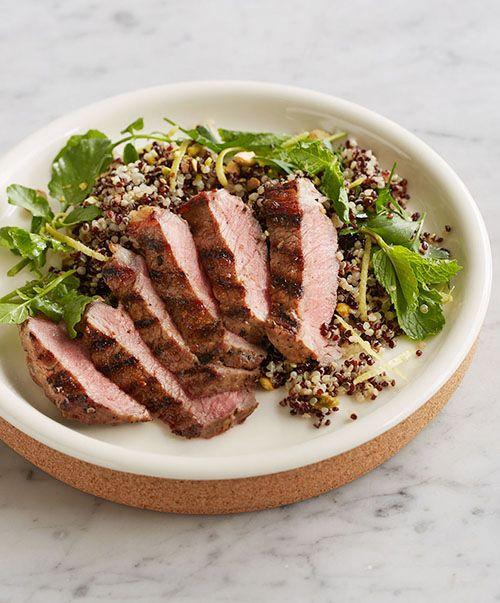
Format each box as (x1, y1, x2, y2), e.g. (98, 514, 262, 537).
(362, 212, 421, 248)
(120, 117, 144, 135)
(321, 162, 350, 223)
(372, 248, 448, 340)
(49, 130, 113, 206)
(123, 142, 139, 164)
(391, 246, 462, 284)
(397, 286, 445, 340)
(7, 184, 53, 220)
(384, 246, 419, 309)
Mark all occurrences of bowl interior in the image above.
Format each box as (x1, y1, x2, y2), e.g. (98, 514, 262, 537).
(0, 83, 490, 479)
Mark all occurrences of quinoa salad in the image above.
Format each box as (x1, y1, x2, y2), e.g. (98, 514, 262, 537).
(0, 117, 462, 431)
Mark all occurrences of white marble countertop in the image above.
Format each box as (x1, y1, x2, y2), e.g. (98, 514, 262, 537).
(1, 1, 499, 601)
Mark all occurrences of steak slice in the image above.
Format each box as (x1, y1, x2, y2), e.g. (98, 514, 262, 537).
(128, 206, 224, 358)
(79, 302, 258, 438)
(19, 316, 151, 425)
(128, 207, 265, 369)
(180, 189, 270, 343)
(263, 177, 340, 364)
(102, 245, 259, 396)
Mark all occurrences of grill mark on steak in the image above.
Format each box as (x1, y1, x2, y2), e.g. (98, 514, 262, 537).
(180, 189, 270, 344)
(128, 207, 266, 368)
(263, 178, 341, 364)
(19, 317, 151, 425)
(103, 245, 258, 396)
(80, 302, 258, 437)
(271, 275, 304, 298)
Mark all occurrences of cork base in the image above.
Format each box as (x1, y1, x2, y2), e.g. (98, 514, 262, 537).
(0, 348, 474, 514)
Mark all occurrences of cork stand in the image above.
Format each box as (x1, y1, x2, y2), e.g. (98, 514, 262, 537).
(0, 348, 474, 514)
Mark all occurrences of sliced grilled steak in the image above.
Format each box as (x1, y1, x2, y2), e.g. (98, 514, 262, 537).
(263, 177, 340, 364)
(220, 331, 266, 371)
(128, 207, 265, 369)
(103, 243, 197, 372)
(102, 245, 259, 395)
(180, 189, 270, 343)
(19, 316, 151, 425)
(79, 302, 258, 438)
(128, 206, 224, 358)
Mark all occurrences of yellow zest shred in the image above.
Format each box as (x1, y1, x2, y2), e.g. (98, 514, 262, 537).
(348, 176, 367, 189)
(215, 147, 241, 187)
(169, 140, 190, 193)
(357, 236, 372, 321)
(45, 224, 107, 262)
(335, 314, 381, 360)
(353, 349, 413, 385)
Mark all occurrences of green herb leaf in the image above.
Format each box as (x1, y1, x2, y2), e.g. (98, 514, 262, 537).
(391, 245, 462, 284)
(0, 302, 30, 324)
(49, 130, 113, 206)
(120, 117, 144, 135)
(219, 129, 288, 151)
(7, 184, 53, 220)
(321, 162, 350, 223)
(383, 245, 419, 308)
(59, 205, 102, 226)
(372, 247, 452, 340)
(60, 289, 98, 337)
(123, 142, 139, 164)
(278, 140, 333, 175)
(0, 227, 49, 261)
(362, 212, 421, 248)
(397, 286, 445, 341)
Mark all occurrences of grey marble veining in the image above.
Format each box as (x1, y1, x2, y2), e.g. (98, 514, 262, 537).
(1, 0, 499, 601)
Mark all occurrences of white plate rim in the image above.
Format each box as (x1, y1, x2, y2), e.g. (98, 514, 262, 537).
(0, 81, 491, 480)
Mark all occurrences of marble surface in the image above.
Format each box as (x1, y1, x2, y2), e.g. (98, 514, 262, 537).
(1, 1, 499, 601)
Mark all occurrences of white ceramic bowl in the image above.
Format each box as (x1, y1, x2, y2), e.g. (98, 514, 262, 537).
(0, 82, 491, 481)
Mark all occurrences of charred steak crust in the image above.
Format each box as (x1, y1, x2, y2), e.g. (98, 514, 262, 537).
(19, 318, 150, 425)
(80, 313, 176, 415)
(180, 190, 270, 343)
(102, 249, 197, 373)
(80, 302, 258, 438)
(263, 178, 340, 364)
(128, 208, 266, 370)
(128, 208, 225, 357)
(102, 246, 259, 396)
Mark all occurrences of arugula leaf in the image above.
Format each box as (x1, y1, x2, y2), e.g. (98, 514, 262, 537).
(164, 119, 223, 152)
(321, 162, 350, 223)
(7, 185, 53, 220)
(123, 142, 139, 164)
(59, 205, 102, 226)
(120, 117, 144, 135)
(30, 216, 45, 234)
(0, 227, 49, 261)
(0, 302, 30, 324)
(0, 271, 96, 336)
(49, 130, 113, 206)
(60, 289, 98, 337)
(219, 129, 288, 151)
